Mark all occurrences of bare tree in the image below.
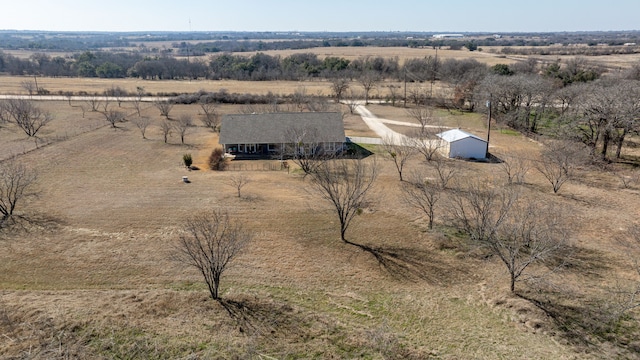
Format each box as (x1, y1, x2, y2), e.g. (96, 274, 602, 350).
(330, 77, 350, 102)
(413, 129, 445, 162)
(228, 175, 251, 198)
(240, 102, 280, 115)
(291, 86, 309, 112)
(406, 107, 446, 161)
(427, 156, 458, 189)
(0, 99, 53, 137)
(85, 96, 102, 112)
(105, 86, 125, 107)
(499, 153, 531, 185)
(160, 120, 172, 143)
(406, 106, 434, 136)
(385, 84, 401, 106)
(402, 171, 441, 229)
(154, 100, 174, 119)
(310, 158, 378, 243)
(64, 91, 74, 107)
(307, 95, 334, 113)
(536, 140, 588, 193)
(447, 181, 568, 293)
(281, 127, 328, 176)
(21, 80, 36, 97)
(199, 101, 220, 132)
(174, 114, 193, 144)
(175, 210, 251, 301)
(478, 74, 555, 133)
(0, 159, 37, 227)
(447, 180, 517, 248)
(381, 135, 417, 181)
(132, 86, 145, 117)
(497, 201, 569, 293)
(408, 85, 428, 106)
(359, 71, 380, 105)
(0, 102, 8, 126)
(102, 109, 125, 128)
(131, 116, 152, 139)
(343, 90, 360, 115)
(101, 96, 111, 114)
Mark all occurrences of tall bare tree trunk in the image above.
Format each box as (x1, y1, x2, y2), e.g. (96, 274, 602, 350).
(616, 128, 628, 159)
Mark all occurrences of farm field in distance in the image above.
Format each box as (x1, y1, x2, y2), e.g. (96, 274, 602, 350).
(2, 33, 640, 358)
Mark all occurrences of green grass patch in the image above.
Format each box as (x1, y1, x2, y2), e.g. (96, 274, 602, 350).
(347, 142, 377, 156)
(499, 128, 521, 136)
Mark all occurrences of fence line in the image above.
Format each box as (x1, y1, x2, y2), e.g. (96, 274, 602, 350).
(227, 162, 286, 172)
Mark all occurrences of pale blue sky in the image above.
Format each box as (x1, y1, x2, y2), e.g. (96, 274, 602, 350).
(1, 0, 638, 32)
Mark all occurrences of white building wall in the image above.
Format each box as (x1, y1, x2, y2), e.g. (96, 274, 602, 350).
(449, 138, 487, 159)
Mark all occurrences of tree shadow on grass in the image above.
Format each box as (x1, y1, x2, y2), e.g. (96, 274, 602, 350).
(218, 296, 302, 338)
(344, 239, 469, 285)
(517, 290, 640, 357)
(0, 213, 63, 235)
(554, 245, 611, 279)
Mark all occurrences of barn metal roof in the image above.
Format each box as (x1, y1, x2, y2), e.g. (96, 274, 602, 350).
(436, 129, 487, 143)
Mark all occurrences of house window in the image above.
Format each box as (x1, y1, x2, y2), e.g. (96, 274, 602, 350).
(324, 142, 336, 151)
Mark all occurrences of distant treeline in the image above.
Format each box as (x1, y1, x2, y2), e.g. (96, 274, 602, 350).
(0, 48, 611, 88)
(0, 50, 433, 81)
(2, 30, 640, 52)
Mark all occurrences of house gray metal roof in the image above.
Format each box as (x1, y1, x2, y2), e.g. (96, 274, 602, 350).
(219, 112, 345, 144)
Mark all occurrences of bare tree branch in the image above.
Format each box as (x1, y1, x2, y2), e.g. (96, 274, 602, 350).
(0, 159, 37, 227)
(154, 100, 174, 119)
(402, 170, 441, 229)
(131, 116, 152, 139)
(199, 101, 220, 132)
(0, 99, 53, 137)
(310, 158, 378, 243)
(174, 114, 193, 144)
(174, 210, 251, 300)
(381, 135, 417, 182)
(228, 175, 251, 198)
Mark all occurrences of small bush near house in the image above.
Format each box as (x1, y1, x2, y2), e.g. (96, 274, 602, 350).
(182, 153, 193, 168)
(208, 148, 228, 171)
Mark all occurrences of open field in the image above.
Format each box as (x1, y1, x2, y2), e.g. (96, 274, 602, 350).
(1, 45, 519, 67)
(228, 46, 519, 67)
(0, 76, 333, 97)
(1, 98, 640, 358)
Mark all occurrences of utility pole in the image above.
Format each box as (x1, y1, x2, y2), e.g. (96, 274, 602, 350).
(403, 67, 407, 108)
(430, 47, 437, 99)
(485, 94, 492, 157)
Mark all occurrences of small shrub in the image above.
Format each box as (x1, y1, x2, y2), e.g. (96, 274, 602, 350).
(182, 153, 193, 168)
(208, 148, 228, 171)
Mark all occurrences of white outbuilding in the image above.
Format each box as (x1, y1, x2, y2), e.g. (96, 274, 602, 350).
(436, 129, 487, 159)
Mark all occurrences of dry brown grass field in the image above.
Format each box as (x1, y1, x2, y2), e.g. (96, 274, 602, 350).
(0, 76, 333, 97)
(1, 96, 640, 358)
(0, 75, 454, 103)
(228, 46, 518, 67)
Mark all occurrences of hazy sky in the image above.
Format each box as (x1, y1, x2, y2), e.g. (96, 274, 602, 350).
(1, 0, 638, 33)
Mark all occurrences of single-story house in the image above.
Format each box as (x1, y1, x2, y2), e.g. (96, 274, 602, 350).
(436, 129, 487, 159)
(219, 112, 346, 157)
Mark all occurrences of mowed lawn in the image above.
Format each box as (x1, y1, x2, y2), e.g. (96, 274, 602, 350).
(0, 100, 638, 358)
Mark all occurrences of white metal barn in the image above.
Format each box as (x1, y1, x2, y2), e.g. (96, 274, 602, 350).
(436, 129, 488, 159)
